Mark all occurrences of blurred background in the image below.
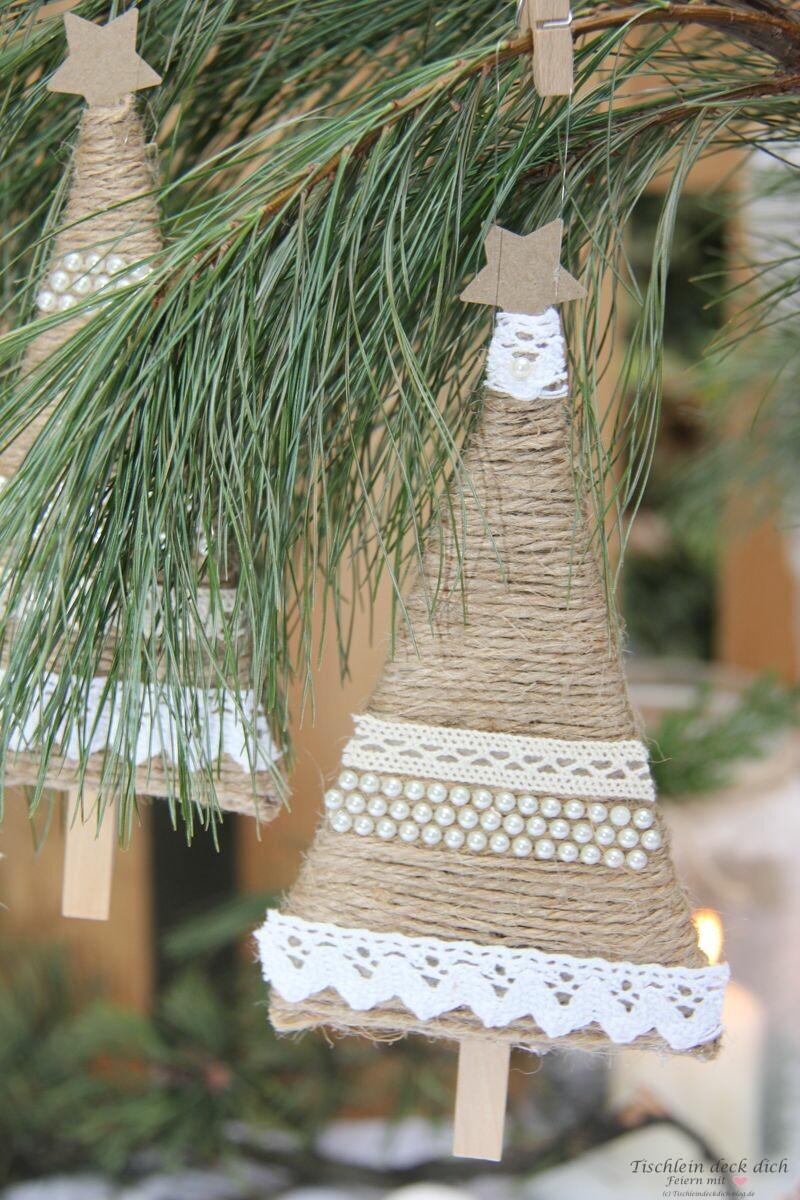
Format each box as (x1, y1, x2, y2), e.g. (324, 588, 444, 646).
(2, 76, 800, 1200)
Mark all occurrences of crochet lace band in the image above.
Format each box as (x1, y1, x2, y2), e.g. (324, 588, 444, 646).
(343, 714, 655, 802)
(485, 307, 568, 402)
(0, 667, 281, 772)
(257, 912, 729, 1051)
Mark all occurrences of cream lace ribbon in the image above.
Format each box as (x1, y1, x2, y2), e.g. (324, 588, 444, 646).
(257, 912, 729, 1051)
(343, 714, 655, 801)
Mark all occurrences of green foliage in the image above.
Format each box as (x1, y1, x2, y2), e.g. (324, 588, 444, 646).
(650, 676, 800, 799)
(1, 1, 799, 829)
(0, 899, 455, 1184)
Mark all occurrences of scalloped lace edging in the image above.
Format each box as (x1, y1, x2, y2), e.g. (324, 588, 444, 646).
(0, 667, 282, 773)
(485, 308, 569, 401)
(257, 912, 728, 1051)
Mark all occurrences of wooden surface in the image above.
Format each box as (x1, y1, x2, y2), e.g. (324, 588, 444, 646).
(529, 0, 574, 96)
(0, 789, 153, 1010)
(62, 790, 115, 920)
(452, 1038, 511, 1161)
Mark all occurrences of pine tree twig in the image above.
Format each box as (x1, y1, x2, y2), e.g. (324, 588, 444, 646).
(521, 71, 800, 184)
(220, 1, 800, 250)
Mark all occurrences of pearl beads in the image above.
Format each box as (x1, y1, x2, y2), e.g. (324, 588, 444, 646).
(330, 810, 352, 833)
(422, 824, 442, 847)
(594, 823, 616, 847)
(626, 848, 648, 871)
(510, 355, 534, 379)
(325, 771, 653, 869)
(503, 812, 524, 836)
(572, 821, 593, 844)
(399, 821, 419, 842)
(324, 788, 344, 811)
(35, 251, 153, 319)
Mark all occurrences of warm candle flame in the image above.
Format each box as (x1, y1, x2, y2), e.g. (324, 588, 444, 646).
(693, 908, 724, 966)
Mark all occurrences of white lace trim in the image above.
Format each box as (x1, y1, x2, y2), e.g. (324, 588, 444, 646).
(343, 715, 655, 802)
(257, 913, 728, 1051)
(485, 308, 568, 401)
(0, 667, 282, 773)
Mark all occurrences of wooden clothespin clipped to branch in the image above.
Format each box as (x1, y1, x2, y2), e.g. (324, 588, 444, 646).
(519, 0, 574, 97)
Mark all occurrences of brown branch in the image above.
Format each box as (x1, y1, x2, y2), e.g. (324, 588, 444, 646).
(215, 1, 800, 251)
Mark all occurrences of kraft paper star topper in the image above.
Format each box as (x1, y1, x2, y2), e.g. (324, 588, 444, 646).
(48, 9, 161, 108)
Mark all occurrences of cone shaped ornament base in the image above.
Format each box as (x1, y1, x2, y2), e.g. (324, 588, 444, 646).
(1, 80, 282, 819)
(259, 307, 728, 1054)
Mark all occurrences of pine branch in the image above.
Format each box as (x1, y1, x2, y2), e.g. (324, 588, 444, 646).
(1, 1, 799, 831)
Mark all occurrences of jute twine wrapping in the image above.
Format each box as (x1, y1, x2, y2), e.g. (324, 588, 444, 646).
(271, 385, 714, 1055)
(1, 99, 279, 820)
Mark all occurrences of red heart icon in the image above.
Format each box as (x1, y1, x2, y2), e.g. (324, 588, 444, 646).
(733, 1177, 749, 1188)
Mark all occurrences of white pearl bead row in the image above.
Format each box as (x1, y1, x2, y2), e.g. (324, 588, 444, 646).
(36, 251, 153, 316)
(324, 772, 662, 869)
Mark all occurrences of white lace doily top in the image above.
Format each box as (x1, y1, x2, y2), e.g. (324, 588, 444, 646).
(257, 912, 729, 1052)
(343, 714, 655, 802)
(486, 307, 568, 401)
(0, 667, 281, 772)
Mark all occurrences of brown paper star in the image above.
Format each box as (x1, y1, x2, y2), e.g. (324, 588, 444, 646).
(48, 9, 161, 108)
(460, 220, 585, 315)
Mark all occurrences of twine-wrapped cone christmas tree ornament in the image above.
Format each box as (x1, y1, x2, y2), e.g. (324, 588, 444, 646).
(1, 12, 283, 918)
(257, 219, 729, 1155)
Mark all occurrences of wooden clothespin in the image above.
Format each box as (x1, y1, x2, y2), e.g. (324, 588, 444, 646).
(519, 0, 574, 97)
(452, 1038, 511, 1160)
(62, 791, 115, 921)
